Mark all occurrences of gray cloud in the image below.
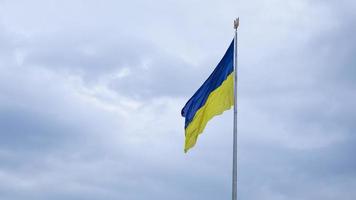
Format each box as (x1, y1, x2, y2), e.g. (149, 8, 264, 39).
(0, 0, 355, 200)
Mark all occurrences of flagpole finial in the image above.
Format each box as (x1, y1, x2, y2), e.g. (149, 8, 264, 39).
(234, 18, 240, 30)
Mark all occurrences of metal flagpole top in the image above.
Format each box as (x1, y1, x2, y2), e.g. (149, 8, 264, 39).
(234, 18, 240, 30)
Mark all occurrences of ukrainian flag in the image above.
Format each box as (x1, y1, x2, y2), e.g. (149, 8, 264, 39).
(182, 40, 234, 153)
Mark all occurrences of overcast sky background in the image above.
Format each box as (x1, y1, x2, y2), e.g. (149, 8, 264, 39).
(0, 0, 355, 199)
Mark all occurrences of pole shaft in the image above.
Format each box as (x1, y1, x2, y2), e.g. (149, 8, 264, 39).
(232, 18, 239, 200)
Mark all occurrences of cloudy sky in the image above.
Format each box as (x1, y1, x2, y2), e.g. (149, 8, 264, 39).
(0, 0, 355, 199)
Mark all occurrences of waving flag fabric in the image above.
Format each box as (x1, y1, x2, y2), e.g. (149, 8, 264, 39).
(181, 40, 234, 153)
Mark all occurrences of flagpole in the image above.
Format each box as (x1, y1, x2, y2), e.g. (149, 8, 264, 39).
(232, 18, 239, 200)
